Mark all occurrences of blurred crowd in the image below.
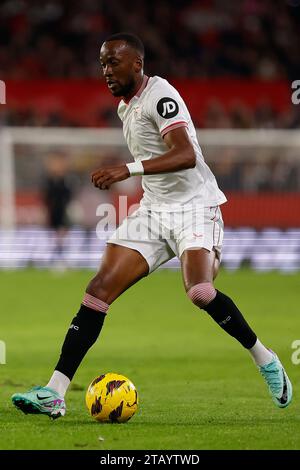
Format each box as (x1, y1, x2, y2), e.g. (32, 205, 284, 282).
(1, 0, 299, 201)
(3, 98, 300, 129)
(211, 154, 300, 191)
(1, 0, 300, 80)
(1, 0, 300, 129)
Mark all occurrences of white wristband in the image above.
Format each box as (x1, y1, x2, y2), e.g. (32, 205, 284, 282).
(126, 161, 144, 176)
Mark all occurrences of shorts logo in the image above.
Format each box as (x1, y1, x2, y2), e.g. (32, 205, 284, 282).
(157, 97, 179, 118)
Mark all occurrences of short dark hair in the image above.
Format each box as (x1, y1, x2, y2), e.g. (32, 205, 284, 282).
(104, 32, 145, 58)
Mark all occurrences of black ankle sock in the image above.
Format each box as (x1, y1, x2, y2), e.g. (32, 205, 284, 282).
(55, 304, 106, 380)
(203, 290, 257, 349)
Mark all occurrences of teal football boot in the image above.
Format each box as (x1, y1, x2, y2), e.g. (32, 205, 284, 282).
(12, 386, 66, 419)
(259, 352, 292, 408)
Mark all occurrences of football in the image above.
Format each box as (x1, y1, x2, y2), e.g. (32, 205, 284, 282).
(85, 372, 138, 423)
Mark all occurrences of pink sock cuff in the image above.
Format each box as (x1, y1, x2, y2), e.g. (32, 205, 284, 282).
(82, 293, 109, 314)
(187, 282, 216, 307)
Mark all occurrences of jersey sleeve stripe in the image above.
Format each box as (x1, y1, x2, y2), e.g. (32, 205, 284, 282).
(161, 121, 188, 137)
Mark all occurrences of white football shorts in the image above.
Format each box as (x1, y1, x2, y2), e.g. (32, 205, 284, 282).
(107, 205, 224, 273)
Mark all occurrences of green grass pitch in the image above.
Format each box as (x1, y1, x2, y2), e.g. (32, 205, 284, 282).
(0, 268, 300, 450)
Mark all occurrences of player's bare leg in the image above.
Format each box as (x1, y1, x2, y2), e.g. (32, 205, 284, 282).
(12, 244, 149, 418)
(85, 243, 149, 304)
(181, 248, 292, 408)
(48, 243, 149, 390)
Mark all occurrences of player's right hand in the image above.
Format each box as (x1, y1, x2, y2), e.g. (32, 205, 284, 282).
(91, 165, 130, 190)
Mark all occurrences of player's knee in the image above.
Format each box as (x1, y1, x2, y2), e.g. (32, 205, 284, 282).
(86, 274, 111, 304)
(187, 282, 216, 309)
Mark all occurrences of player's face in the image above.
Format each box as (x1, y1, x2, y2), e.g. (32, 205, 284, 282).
(100, 41, 142, 97)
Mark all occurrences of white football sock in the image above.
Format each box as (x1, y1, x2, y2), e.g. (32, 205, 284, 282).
(248, 338, 274, 366)
(46, 370, 70, 398)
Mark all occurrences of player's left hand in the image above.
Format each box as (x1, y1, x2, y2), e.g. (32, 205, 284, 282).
(91, 165, 130, 190)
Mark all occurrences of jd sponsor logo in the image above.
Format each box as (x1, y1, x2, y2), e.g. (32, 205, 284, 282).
(157, 97, 179, 118)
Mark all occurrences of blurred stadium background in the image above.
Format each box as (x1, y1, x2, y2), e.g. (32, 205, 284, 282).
(0, 0, 300, 272)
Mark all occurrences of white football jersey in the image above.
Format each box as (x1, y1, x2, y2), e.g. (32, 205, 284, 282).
(117, 75, 227, 210)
